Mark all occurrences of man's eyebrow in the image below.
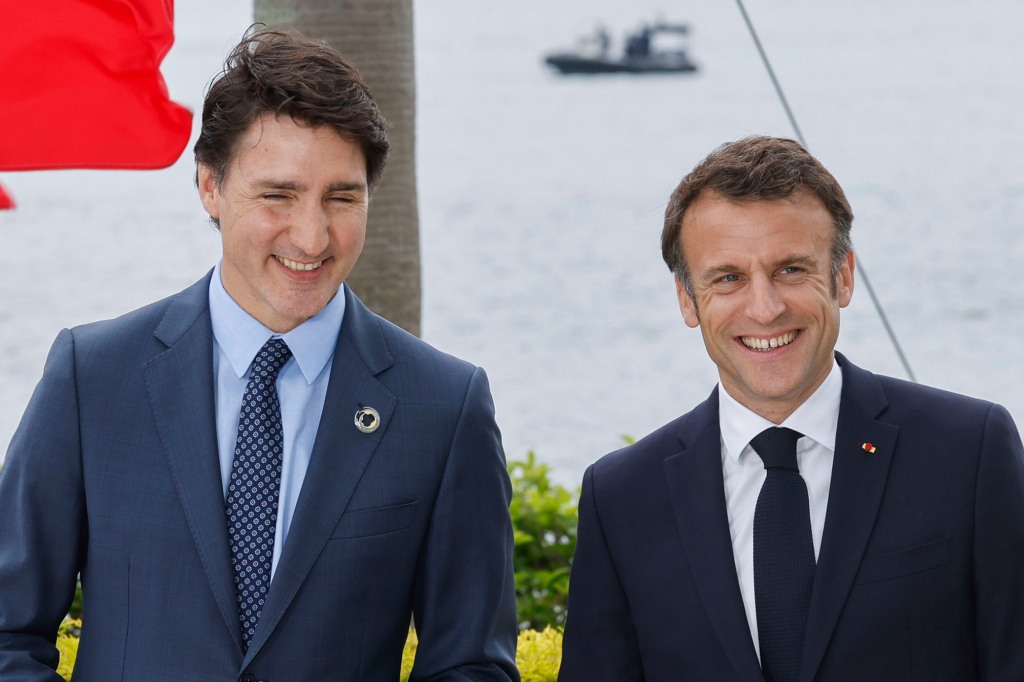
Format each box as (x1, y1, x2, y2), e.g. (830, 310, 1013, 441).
(250, 179, 367, 193)
(698, 255, 820, 282)
(325, 181, 367, 193)
(700, 263, 740, 282)
(774, 255, 818, 270)
(252, 179, 304, 191)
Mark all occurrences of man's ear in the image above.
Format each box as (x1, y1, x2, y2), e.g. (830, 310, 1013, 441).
(837, 250, 855, 308)
(676, 276, 700, 328)
(196, 163, 220, 220)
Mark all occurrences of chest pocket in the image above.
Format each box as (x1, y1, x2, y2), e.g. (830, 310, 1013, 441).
(854, 536, 950, 585)
(331, 500, 418, 539)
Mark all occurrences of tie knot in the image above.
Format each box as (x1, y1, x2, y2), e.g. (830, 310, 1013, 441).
(252, 338, 292, 380)
(750, 426, 802, 471)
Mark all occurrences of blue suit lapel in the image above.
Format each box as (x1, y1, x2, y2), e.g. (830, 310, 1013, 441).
(142, 272, 245, 652)
(800, 353, 898, 681)
(663, 390, 765, 681)
(244, 287, 397, 664)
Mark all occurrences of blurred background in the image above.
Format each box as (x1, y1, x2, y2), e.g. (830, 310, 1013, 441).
(2, 0, 1023, 485)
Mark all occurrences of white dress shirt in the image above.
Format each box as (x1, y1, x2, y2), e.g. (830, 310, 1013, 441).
(718, 359, 843, 660)
(209, 261, 346, 579)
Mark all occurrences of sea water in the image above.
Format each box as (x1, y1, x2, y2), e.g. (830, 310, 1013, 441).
(2, 0, 1022, 485)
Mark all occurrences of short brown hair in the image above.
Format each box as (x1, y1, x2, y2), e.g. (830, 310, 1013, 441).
(194, 26, 389, 192)
(661, 136, 853, 297)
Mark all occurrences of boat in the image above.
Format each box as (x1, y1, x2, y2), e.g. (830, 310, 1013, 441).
(544, 22, 698, 75)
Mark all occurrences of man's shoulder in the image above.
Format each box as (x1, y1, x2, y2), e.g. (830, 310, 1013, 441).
(66, 274, 210, 352)
(344, 291, 479, 385)
(878, 373, 992, 408)
(382, 314, 474, 374)
(589, 391, 717, 481)
(840, 352, 998, 422)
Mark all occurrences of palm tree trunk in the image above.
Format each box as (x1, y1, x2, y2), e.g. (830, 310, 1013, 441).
(254, 0, 421, 337)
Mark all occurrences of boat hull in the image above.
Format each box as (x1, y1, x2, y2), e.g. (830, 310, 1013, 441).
(544, 53, 698, 75)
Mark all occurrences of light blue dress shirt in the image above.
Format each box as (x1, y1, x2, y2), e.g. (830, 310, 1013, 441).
(208, 261, 346, 579)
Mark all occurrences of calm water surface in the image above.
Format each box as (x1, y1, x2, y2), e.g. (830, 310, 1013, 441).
(2, 0, 1023, 485)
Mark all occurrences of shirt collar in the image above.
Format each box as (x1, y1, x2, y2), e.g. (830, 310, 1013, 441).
(208, 260, 346, 384)
(719, 358, 843, 462)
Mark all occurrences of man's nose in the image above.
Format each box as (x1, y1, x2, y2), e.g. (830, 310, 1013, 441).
(746, 276, 786, 325)
(288, 200, 330, 256)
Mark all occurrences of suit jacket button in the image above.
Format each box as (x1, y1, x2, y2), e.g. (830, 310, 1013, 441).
(239, 674, 256, 682)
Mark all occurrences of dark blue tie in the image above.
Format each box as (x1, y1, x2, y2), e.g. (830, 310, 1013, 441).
(751, 427, 814, 682)
(226, 338, 292, 648)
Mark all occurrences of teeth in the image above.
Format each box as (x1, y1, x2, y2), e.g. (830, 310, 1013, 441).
(742, 331, 796, 352)
(277, 256, 323, 272)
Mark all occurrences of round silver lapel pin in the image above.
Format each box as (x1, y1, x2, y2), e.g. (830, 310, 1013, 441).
(354, 407, 381, 433)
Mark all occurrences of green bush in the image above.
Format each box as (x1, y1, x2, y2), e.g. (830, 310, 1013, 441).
(508, 451, 579, 631)
(69, 582, 82, 621)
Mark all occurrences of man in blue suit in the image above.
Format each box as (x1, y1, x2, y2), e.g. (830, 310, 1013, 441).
(559, 136, 1024, 680)
(0, 29, 519, 681)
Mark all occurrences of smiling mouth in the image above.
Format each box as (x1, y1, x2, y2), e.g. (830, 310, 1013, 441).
(741, 331, 797, 352)
(276, 256, 324, 272)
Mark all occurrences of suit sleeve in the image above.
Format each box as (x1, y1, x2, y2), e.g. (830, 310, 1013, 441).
(409, 367, 520, 682)
(558, 465, 644, 682)
(0, 329, 86, 680)
(973, 403, 1024, 679)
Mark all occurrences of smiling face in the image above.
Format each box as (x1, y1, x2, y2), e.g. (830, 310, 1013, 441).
(198, 113, 368, 333)
(676, 189, 855, 423)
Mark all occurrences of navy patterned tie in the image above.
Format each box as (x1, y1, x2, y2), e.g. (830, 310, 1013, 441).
(751, 427, 814, 682)
(226, 338, 292, 648)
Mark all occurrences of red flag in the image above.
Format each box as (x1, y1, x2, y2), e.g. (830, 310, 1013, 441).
(0, 0, 192, 207)
(0, 183, 13, 210)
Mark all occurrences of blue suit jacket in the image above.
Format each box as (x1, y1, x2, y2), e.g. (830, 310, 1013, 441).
(559, 353, 1024, 681)
(0, 273, 519, 681)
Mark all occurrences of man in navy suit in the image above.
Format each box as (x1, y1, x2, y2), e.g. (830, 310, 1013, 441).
(559, 136, 1024, 681)
(0, 29, 519, 681)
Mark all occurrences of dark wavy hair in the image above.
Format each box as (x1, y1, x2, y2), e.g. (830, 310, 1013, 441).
(194, 26, 389, 192)
(661, 136, 853, 298)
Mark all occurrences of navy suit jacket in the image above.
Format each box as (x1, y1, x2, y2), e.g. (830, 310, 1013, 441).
(0, 273, 519, 681)
(559, 353, 1024, 681)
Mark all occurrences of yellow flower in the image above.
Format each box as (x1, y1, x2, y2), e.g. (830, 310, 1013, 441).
(56, 618, 81, 680)
(401, 626, 562, 682)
